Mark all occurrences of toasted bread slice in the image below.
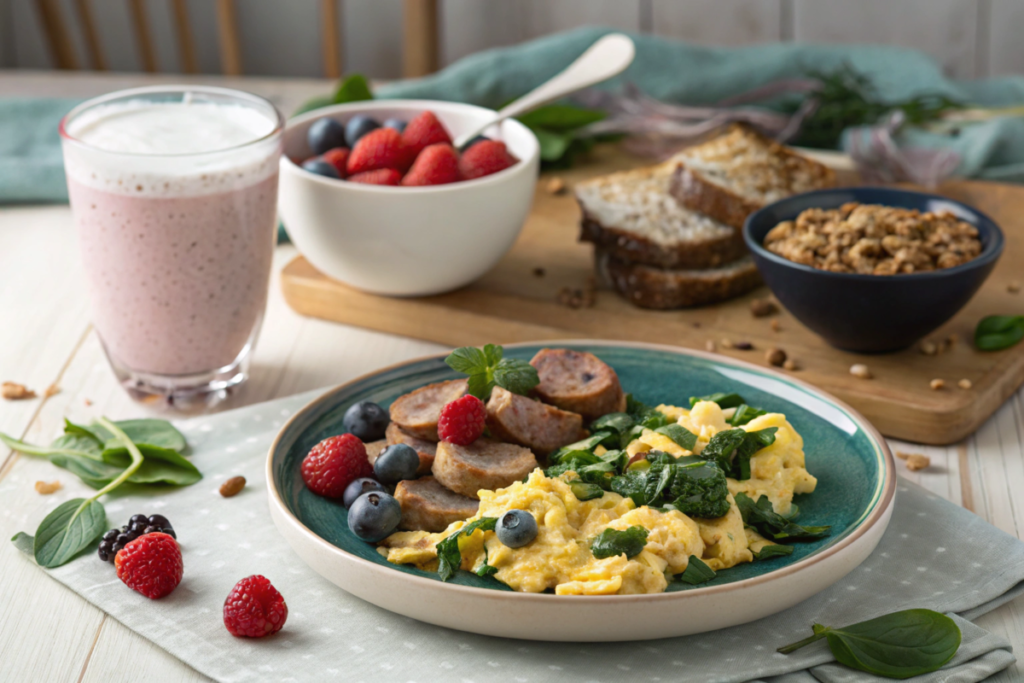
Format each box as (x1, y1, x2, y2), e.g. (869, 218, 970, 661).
(432, 438, 538, 499)
(530, 348, 626, 421)
(596, 249, 762, 310)
(575, 158, 747, 270)
(394, 476, 479, 532)
(670, 124, 837, 229)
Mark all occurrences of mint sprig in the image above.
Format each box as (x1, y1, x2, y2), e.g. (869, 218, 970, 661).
(444, 344, 539, 400)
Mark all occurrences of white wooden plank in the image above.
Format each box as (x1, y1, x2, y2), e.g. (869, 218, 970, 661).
(440, 0, 526, 67)
(792, 0, 981, 79)
(988, 0, 1024, 76)
(650, 0, 783, 46)
(886, 440, 962, 506)
(80, 620, 210, 683)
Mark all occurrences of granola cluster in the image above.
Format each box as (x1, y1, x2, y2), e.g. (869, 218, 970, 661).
(763, 202, 982, 275)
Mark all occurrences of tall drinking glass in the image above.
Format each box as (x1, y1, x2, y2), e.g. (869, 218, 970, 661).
(59, 86, 284, 406)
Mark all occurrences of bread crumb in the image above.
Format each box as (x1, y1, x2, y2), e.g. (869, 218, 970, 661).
(783, 358, 799, 371)
(2, 382, 36, 400)
(958, 378, 972, 390)
(705, 340, 717, 353)
(1009, 280, 1021, 293)
(770, 319, 781, 332)
(930, 378, 945, 390)
(850, 363, 872, 379)
(546, 177, 566, 195)
(44, 383, 60, 398)
(219, 476, 246, 498)
(750, 298, 777, 318)
(919, 341, 937, 356)
(905, 453, 931, 471)
(733, 341, 754, 350)
(765, 348, 786, 367)
(532, 267, 545, 277)
(35, 480, 61, 495)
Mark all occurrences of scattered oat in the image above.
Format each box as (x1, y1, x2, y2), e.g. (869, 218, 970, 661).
(783, 359, 799, 371)
(720, 339, 734, 349)
(750, 298, 777, 318)
(946, 334, 958, 348)
(919, 341, 938, 356)
(1009, 280, 1021, 293)
(532, 267, 545, 278)
(44, 383, 60, 398)
(896, 451, 909, 459)
(733, 341, 754, 351)
(545, 177, 566, 195)
(219, 476, 246, 498)
(2, 382, 36, 400)
(705, 340, 717, 353)
(850, 363, 872, 379)
(930, 378, 946, 390)
(958, 378, 972, 390)
(765, 348, 787, 367)
(904, 453, 931, 472)
(35, 480, 61, 495)
(770, 319, 781, 332)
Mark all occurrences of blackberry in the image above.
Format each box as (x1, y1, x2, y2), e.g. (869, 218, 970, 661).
(160, 527, 177, 540)
(116, 533, 131, 547)
(148, 514, 171, 529)
(129, 513, 148, 527)
(102, 529, 119, 543)
(143, 525, 160, 535)
(98, 540, 114, 562)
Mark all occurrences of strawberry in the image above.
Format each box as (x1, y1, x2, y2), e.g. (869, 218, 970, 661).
(348, 168, 402, 186)
(347, 128, 411, 175)
(401, 111, 452, 158)
(459, 140, 517, 180)
(401, 144, 461, 186)
(321, 147, 350, 177)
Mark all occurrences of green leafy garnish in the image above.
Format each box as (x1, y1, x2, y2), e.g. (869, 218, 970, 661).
(589, 412, 635, 435)
(436, 517, 498, 582)
(677, 555, 716, 585)
(752, 543, 794, 560)
(975, 315, 1024, 351)
(697, 428, 777, 480)
(590, 526, 649, 559)
(569, 481, 605, 501)
(729, 404, 767, 427)
(654, 423, 698, 451)
(444, 345, 539, 400)
(689, 392, 745, 409)
(735, 492, 830, 541)
(474, 547, 498, 577)
(778, 609, 961, 679)
(612, 452, 731, 519)
(626, 395, 672, 430)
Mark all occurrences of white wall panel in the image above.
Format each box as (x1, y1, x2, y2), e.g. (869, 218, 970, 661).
(651, 0, 782, 46)
(988, 0, 1024, 77)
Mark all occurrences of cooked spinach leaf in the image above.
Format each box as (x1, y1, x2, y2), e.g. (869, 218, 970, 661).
(689, 392, 746, 409)
(698, 427, 777, 480)
(729, 404, 767, 426)
(752, 543, 794, 560)
(735, 493, 830, 541)
(678, 555, 716, 585)
(611, 453, 730, 518)
(625, 395, 672, 430)
(590, 526, 649, 559)
(589, 412, 635, 434)
(654, 423, 698, 451)
(436, 517, 498, 582)
(570, 481, 605, 501)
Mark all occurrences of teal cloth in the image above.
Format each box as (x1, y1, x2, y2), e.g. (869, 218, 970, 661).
(7, 26, 1024, 206)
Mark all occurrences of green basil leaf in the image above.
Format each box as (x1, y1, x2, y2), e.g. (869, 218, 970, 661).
(332, 74, 373, 104)
(516, 104, 605, 131)
(445, 346, 488, 375)
(735, 492, 830, 541)
(655, 424, 698, 451)
(11, 531, 34, 555)
(752, 543, 794, 560)
(91, 419, 187, 452)
(589, 412, 635, 435)
(33, 498, 106, 568)
(690, 392, 746, 409)
(493, 358, 540, 396)
(678, 555, 716, 585)
(437, 517, 497, 582)
(570, 481, 605, 501)
(975, 315, 1024, 351)
(590, 526, 648, 559)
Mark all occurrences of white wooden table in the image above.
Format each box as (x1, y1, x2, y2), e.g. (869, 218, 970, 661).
(1, 72, 1022, 683)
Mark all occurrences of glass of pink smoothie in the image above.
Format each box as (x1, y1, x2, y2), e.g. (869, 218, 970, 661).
(60, 86, 284, 406)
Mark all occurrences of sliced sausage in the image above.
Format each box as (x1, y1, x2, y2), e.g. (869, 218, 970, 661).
(432, 437, 538, 499)
(530, 348, 626, 421)
(364, 439, 387, 466)
(385, 422, 436, 476)
(389, 378, 467, 441)
(486, 386, 584, 457)
(394, 476, 479, 532)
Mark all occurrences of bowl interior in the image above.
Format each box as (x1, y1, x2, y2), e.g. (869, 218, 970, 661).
(270, 343, 889, 593)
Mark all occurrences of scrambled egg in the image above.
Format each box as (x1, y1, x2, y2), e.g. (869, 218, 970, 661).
(381, 400, 817, 594)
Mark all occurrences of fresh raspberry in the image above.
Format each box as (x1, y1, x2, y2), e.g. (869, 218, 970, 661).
(223, 575, 288, 638)
(301, 433, 372, 497)
(348, 168, 402, 186)
(401, 111, 452, 158)
(321, 147, 350, 177)
(401, 144, 462, 186)
(437, 395, 486, 445)
(347, 128, 411, 175)
(459, 140, 518, 180)
(114, 532, 183, 599)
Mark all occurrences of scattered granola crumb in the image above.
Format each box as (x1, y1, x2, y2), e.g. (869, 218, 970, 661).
(930, 378, 945, 390)
(692, 321, 702, 328)
(904, 453, 931, 471)
(750, 298, 777, 318)
(946, 334, 958, 348)
(919, 341, 938, 356)
(733, 341, 754, 350)
(958, 378, 972, 390)
(705, 340, 717, 353)
(35, 480, 61, 495)
(219, 476, 246, 498)
(850, 363, 872, 379)
(545, 177, 566, 195)
(783, 359, 799, 371)
(84, 398, 93, 406)
(765, 348, 787, 367)
(532, 267, 545, 277)
(556, 283, 595, 309)
(1009, 280, 1021, 294)
(895, 451, 909, 459)
(720, 338, 734, 349)
(2, 382, 36, 400)
(770, 319, 781, 332)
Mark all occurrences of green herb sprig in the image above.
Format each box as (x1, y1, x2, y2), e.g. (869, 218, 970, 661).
(778, 609, 961, 679)
(445, 344, 539, 400)
(975, 315, 1024, 351)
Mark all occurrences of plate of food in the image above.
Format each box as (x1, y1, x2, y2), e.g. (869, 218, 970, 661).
(267, 341, 895, 641)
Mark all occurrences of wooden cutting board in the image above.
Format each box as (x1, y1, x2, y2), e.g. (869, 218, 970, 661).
(280, 145, 1024, 445)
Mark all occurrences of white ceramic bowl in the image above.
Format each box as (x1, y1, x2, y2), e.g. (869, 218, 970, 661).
(278, 100, 541, 296)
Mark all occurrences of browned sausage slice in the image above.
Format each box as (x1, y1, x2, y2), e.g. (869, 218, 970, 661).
(432, 438, 538, 499)
(364, 439, 387, 466)
(486, 386, 584, 456)
(385, 422, 436, 476)
(389, 378, 467, 441)
(394, 476, 479, 532)
(530, 348, 626, 420)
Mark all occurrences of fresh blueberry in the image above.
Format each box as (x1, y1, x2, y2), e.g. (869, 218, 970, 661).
(382, 118, 407, 133)
(147, 514, 171, 529)
(343, 401, 390, 441)
(307, 117, 346, 155)
(461, 135, 489, 151)
(301, 158, 340, 179)
(348, 491, 402, 542)
(495, 509, 537, 548)
(373, 443, 420, 485)
(345, 115, 380, 147)
(343, 477, 388, 509)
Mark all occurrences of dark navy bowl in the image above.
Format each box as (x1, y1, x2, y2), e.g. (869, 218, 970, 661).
(744, 187, 1004, 353)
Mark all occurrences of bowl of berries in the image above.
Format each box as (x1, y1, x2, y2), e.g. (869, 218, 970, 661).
(279, 100, 541, 296)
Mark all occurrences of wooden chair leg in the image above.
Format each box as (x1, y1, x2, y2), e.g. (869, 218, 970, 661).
(216, 0, 243, 75)
(73, 0, 106, 70)
(34, 0, 78, 69)
(127, 0, 158, 72)
(321, 0, 342, 79)
(169, 0, 199, 73)
(403, 0, 438, 78)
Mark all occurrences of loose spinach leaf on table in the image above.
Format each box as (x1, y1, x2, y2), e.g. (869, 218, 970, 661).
(677, 555, 716, 585)
(11, 531, 34, 556)
(33, 497, 107, 568)
(436, 517, 498, 582)
(752, 543, 794, 560)
(975, 315, 1024, 351)
(698, 428, 777, 480)
(778, 609, 961, 679)
(735, 492, 831, 541)
(590, 526, 649, 559)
